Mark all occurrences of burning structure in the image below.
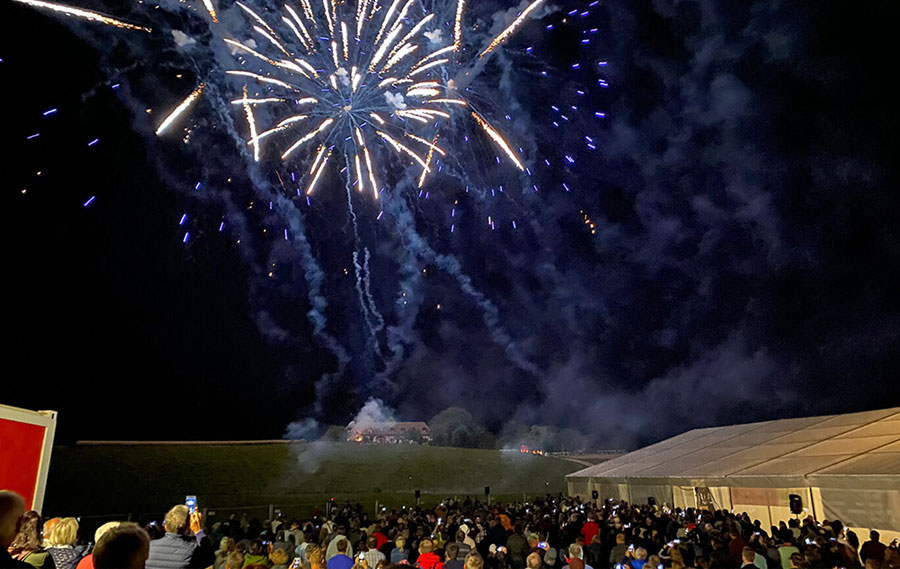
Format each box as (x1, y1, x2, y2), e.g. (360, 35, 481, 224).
(347, 421, 432, 444)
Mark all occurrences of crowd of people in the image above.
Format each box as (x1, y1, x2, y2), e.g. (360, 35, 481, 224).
(2, 489, 897, 569)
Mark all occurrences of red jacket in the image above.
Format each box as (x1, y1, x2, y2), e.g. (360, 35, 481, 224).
(581, 522, 600, 546)
(416, 552, 444, 569)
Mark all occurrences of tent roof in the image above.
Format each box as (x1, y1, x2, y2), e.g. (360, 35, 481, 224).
(568, 407, 900, 484)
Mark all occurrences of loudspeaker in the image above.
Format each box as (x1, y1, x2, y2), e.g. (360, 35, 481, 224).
(591, 490, 599, 500)
(415, 490, 421, 499)
(789, 494, 802, 515)
(484, 486, 491, 496)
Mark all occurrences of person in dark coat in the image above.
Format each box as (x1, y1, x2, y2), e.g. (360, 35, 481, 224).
(146, 505, 214, 569)
(0, 492, 32, 569)
(93, 524, 151, 569)
(861, 532, 887, 568)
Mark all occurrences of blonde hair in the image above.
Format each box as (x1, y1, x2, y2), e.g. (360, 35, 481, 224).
(395, 536, 406, 550)
(50, 517, 79, 546)
(94, 521, 122, 544)
(465, 554, 484, 569)
(308, 546, 325, 566)
(164, 505, 189, 533)
(271, 548, 290, 565)
(43, 517, 61, 541)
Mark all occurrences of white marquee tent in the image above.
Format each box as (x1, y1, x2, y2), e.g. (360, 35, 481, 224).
(567, 407, 900, 534)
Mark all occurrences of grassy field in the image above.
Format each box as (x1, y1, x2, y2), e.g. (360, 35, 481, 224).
(44, 443, 581, 524)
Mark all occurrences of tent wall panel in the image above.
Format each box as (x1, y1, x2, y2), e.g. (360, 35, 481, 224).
(673, 486, 696, 510)
(625, 484, 673, 507)
(568, 478, 589, 498)
(820, 487, 900, 532)
(709, 487, 732, 510)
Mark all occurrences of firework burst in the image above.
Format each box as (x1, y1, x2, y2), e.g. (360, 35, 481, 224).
(215, 0, 543, 199)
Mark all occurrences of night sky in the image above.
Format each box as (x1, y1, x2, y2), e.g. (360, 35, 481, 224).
(3, 0, 900, 449)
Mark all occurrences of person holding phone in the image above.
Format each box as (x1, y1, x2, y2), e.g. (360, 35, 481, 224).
(610, 535, 629, 568)
(363, 537, 386, 569)
(145, 503, 214, 569)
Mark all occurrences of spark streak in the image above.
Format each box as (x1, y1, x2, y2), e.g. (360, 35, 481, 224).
(254, 25, 291, 56)
(406, 87, 441, 98)
(236, 1, 276, 35)
(11, 0, 151, 32)
(377, 131, 431, 171)
(383, 44, 417, 72)
(283, 10, 313, 49)
(322, 0, 334, 36)
(413, 45, 454, 69)
(374, 0, 403, 45)
(472, 111, 524, 170)
(363, 146, 379, 199)
(310, 145, 327, 174)
(282, 118, 334, 159)
(306, 149, 331, 194)
(427, 98, 467, 106)
(242, 86, 261, 161)
(230, 97, 290, 104)
(407, 58, 448, 77)
(453, 0, 465, 50)
(480, 0, 546, 57)
(226, 70, 298, 91)
(155, 83, 205, 136)
(370, 23, 404, 70)
(354, 153, 365, 192)
(406, 132, 446, 156)
(202, 0, 218, 22)
(417, 134, 439, 187)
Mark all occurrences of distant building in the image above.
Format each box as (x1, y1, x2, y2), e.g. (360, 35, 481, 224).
(347, 421, 431, 444)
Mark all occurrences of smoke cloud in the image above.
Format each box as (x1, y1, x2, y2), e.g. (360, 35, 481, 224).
(22, 0, 900, 449)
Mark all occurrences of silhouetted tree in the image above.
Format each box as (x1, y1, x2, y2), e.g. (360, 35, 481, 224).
(428, 407, 493, 448)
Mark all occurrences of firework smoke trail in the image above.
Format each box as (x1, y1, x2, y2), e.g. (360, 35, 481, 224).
(361, 248, 385, 333)
(343, 151, 386, 354)
(379, 190, 540, 378)
(281, 194, 352, 411)
(166, 77, 352, 407)
(16, 0, 565, 406)
(239, 144, 351, 393)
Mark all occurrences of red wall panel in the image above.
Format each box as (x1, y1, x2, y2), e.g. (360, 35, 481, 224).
(0, 418, 47, 510)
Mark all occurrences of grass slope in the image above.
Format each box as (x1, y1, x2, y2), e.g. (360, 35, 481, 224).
(45, 443, 580, 521)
